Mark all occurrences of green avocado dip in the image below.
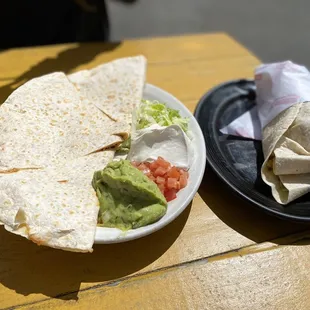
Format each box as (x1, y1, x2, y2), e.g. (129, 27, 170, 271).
(115, 137, 131, 155)
(92, 160, 168, 230)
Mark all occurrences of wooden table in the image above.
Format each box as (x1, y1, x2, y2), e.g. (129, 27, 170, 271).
(1, 33, 310, 310)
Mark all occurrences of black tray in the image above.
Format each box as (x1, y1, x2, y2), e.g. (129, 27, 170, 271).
(194, 79, 310, 222)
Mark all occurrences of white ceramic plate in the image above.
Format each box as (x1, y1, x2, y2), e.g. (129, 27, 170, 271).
(94, 83, 206, 243)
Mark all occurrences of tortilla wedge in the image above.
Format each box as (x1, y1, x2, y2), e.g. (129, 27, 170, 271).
(68, 55, 146, 126)
(0, 72, 126, 170)
(0, 169, 100, 252)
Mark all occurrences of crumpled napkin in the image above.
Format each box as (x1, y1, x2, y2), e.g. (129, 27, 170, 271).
(220, 61, 310, 140)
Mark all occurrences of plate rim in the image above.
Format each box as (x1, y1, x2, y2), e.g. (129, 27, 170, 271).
(194, 79, 310, 222)
(94, 83, 206, 243)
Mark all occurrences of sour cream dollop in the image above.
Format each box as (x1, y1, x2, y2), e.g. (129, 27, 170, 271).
(127, 124, 193, 170)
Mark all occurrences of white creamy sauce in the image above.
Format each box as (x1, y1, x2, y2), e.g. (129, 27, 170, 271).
(127, 124, 193, 169)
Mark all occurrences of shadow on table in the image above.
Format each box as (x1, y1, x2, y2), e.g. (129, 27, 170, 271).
(0, 41, 121, 104)
(198, 168, 310, 245)
(0, 203, 191, 304)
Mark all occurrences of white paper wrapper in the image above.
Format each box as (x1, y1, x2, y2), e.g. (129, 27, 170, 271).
(220, 61, 310, 139)
(220, 105, 262, 140)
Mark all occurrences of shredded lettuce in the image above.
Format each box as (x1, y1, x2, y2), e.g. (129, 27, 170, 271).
(136, 99, 189, 132)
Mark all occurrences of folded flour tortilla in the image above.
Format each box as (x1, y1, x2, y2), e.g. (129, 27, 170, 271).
(0, 72, 124, 171)
(0, 56, 146, 252)
(0, 151, 115, 252)
(68, 55, 146, 126)
(261, 102, 310, 204)
(0, 170, 100, 252)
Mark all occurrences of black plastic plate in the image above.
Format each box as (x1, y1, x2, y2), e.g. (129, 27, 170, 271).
(194, 79, 310, 222)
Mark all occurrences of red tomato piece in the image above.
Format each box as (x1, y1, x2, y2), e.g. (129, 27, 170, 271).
(146, 172, 153, 178)
(167, 177, 178, 189)
(153, 166, 168, 177)
(156, 176, 166, 184)
(150, 161, 159, 171)
(148, 175, 156, 182)
(179, 169, 189, 179)
(131, 161, 139, 167)
(137, 163, 147, 170)
(176, 181, 181, 190)
(156, 156, 171, 169)
(158, 183, 165, 193)
(137, 164, 150, 175)
(165, 189, 177, 202)
(144, 162, 151, 168)
(179, 174, 188, 189)
(167, 166, 180, 179)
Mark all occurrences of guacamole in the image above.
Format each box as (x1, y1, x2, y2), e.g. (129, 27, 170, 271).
(92, 160, 167, 230)
(115, 137, 131, 155)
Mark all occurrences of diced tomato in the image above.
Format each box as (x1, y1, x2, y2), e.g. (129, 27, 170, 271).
(179, 174, 188, 189)
(156, 156, 171, 169)
(165, 189, 177, 202)
(137, 163, 146, 170)
(176, 181, 181, 190)
(137, 164, 150, 175)
(167, 166, 180, 179)
(145, 168, 151, 175)
(144, 162, 151, 168)
(132, 157, 189, 203)
(167, 177, 179, 189)
(146, 172, 153, 179)
(158, 183, 165, 194)
(179, 169, 189, 179)
(153, 166, 168, 177)
(156, 176, 166, 185)
(148, 175, 156, 182)
(149, 161, 159, 171)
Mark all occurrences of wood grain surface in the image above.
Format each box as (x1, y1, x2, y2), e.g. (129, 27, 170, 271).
(0, 33, 310, 310)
